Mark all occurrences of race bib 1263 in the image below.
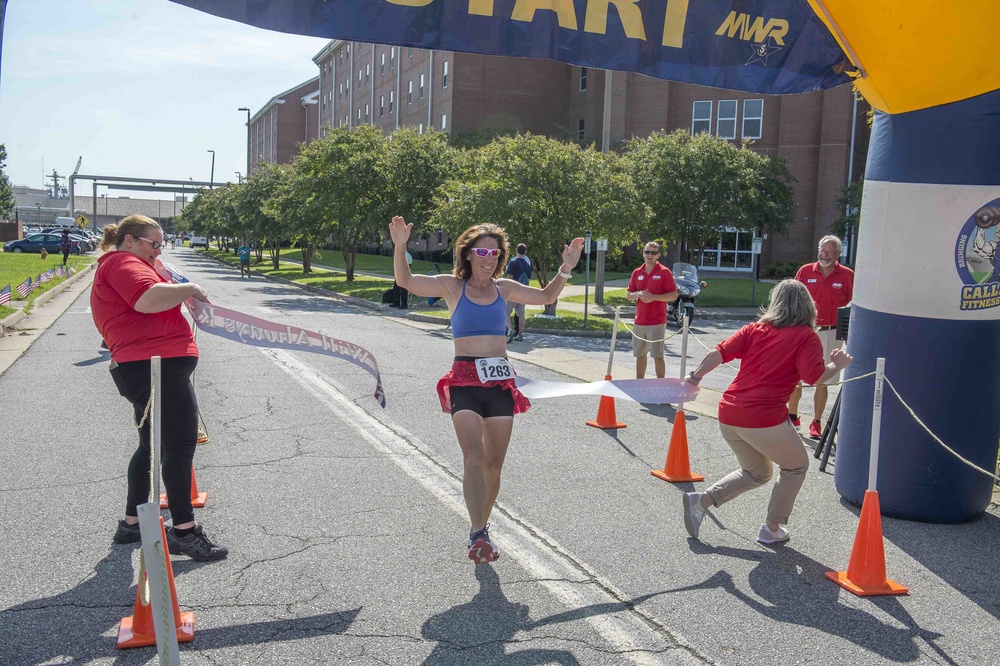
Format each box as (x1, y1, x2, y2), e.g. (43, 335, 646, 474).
(476, 357, 514, 383)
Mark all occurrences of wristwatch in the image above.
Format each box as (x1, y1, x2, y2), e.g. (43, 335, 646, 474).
(686, 372, 702, 383)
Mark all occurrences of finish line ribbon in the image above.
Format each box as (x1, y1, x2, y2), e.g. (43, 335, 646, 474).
(156, 261, 386, 407)
(514, 376, 699, 405)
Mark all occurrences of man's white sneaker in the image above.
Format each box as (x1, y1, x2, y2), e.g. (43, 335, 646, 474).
(757, 524, 791, 544)
(683, 492, 707, 540)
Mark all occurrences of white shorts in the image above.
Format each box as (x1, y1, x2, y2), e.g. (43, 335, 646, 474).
(817, 328, 843, 386)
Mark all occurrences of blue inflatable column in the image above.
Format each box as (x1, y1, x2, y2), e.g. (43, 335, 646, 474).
(836, 89, 1000, 523)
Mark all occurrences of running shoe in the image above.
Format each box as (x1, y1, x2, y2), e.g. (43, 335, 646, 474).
(757, 524, 791, 544)
(808, 419, 822, 440)
(167, 524, 229, 561)
(113, 519, 142, 544)
(467, 524, 500, 564)
(683, 492, 707, 540)
(788, 415, 801, 428)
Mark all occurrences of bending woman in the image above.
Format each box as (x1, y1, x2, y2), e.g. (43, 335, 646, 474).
(91, 215, 227, 561)
(681, 279, 852, 544)
(390, 215, 583, 563)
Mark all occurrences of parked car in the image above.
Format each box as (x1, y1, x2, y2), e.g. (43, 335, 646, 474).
(41, 229, 95, 252)
(189, 235, 209, 249)
(4, 233, 82, 254)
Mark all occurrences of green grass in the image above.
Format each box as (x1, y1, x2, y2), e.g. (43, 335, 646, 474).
(0, 252, 95, 318)
(560, 277, 777, 308)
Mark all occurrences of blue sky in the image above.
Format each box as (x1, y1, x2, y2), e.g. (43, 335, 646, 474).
(1, 0, 328, 195)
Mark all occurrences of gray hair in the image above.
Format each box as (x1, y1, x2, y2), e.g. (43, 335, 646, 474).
(758, 279, 817, 328)
(818, 235, 843, 254)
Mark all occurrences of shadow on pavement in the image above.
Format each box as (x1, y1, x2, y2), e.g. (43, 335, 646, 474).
(2, 547, 360, 664)
(422, 565, 579, 665)
(681, 542, 953, 664)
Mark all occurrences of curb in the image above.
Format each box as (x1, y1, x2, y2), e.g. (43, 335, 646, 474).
(0, 262, 96, 332)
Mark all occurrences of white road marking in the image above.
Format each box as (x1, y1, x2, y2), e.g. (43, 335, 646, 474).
(265, 347, 706, 665)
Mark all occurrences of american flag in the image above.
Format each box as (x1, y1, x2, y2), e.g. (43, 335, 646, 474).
(69, 266, 77, 275)
(40, 271, 51, 283)
(0, 284, 11, 306)
(15, 278, 33, 298)
(56, 266, 64, 278)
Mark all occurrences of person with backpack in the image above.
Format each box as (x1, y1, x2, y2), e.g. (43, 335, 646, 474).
(504, 244, 532, 342)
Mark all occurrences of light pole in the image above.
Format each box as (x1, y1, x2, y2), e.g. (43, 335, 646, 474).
(100, 193, 106, 227)
(238, 107, 251, 178)
(235, 171, 243, 183)
(35, 202, 41, 225)
(207, 149, 216, 188)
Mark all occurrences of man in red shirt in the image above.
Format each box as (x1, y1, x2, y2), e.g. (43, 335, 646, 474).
(788, 235, 854, 439)
(626, 241, 678, 379)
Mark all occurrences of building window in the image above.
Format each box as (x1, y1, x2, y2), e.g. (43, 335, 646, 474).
(717, 100, 737, 139)
(699, 228, 754, 272)
(408, 80, 413, 105)
(442, 60, 448, 88)
(742, 99, 763, 139)
(365, 103, 369, 121)
(437, 231, 443, 245)
(339, 48, 343, 61)
(358, 69, 362, 84)
(338, 82, 343, 100)
(365, 64, 370, 84)
(418, 123, 423, 134)
(408, 47, 413, 58)
(419, 73, 425, 100)
(580, 67, 588, 91)
(389, 90, 394, 114)
(345, 78, 349, 94)
(577, 118, 585, 140)
(390, 47, 395, 68)
(380, 95, 384, 118)
(692, 101, 712, 135)
(380, 53, 385, 75)
(441, 113, 447, 130)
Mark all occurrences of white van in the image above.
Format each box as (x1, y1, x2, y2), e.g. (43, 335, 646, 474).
(53, 216, 77, 230)
(189, 235, 209, 249)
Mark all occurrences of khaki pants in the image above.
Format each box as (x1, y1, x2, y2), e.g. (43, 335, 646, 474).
(705, 421, 809, 525)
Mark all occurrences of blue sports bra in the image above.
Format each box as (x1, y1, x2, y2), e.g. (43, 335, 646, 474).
(452, 282, 508, 338)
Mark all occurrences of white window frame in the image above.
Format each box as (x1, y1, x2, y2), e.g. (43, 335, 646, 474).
(380, 53, 385, 75)
(692, 100, 712, 135)
(365, 103, 369, 121)
(442, 60, 449, 88)
(579, 67, 588, 91)
(418, 123, 423, 134)
(742, 99, 764, 139)
(389, 90, 394, 114)
(717, 100, 737, 139)
(379, 95, 384, 118)
(407, 80, 413, 105)
(441, 113, 447, 130)
(365, 64, 370, 84)
(419, 73, 425, 99)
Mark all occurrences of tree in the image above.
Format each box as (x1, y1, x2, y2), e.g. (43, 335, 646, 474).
(830, 179, 863, 239)
(384, 127, 456, 257)
(290, 125, 390, 278)
(431, 134, 644, 314)
(237, 164, 289, 268)
(625, 130, 794, 262)
(0, 145, 15, 221)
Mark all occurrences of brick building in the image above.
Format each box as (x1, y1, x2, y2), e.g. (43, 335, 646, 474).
(304, 41, 870, 270)
(247, 77, 320, 177)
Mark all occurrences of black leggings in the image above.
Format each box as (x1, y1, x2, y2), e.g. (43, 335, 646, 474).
(61, 250, 70, 265)
(110, 356, 199, 525)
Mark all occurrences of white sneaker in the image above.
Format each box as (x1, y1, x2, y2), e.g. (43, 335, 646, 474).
(757, 524, 790, 544)
(683, 492, 707, 540)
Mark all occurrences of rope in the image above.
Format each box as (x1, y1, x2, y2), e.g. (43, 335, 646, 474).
(884, 377, 1000, 482)
(620, 320, 681, 345)
(137, 384, 155, 431)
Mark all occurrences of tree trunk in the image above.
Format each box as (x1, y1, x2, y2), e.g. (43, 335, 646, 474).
(302, 241, 314, 274)
(343, 239, 356, 281)
(269, 239, 280, 269)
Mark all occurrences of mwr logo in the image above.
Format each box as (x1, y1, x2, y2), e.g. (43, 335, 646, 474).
(715, 11, 788, 45)
(954, 198, 1000, 311)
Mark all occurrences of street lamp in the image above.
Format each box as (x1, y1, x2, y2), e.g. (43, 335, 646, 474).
(235, 171, 243, 183)
(207, 149, 216, 188)
(35, 202, 41, 225)
(100, 194, 106, 226)
(238, 107, 251, 178)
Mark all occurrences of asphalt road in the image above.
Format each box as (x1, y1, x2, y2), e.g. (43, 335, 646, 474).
(1, 247, 997, 665)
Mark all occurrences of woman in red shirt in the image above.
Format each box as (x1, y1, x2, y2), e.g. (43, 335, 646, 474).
(681, 279, 852, 544)
(91, 215, 227, 561)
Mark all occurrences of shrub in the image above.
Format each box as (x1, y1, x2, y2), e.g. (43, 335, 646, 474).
(760, 261, 800, 280)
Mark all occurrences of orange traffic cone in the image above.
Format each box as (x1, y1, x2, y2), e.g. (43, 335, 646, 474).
(585, 375, 627, 429)
(117, 518, 195, 648)
(825, 490, 908, 596)
(160, 465, 208, 509)
(651, 410, 704, 482)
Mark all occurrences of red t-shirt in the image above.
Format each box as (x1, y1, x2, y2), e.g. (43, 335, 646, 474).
(628, 262, 677, 326)
(716, 322, 825, 428)
(795, 262, 854, 326)
(91, 252, 198, 363)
